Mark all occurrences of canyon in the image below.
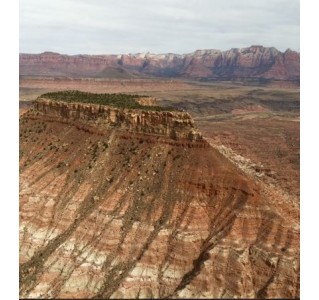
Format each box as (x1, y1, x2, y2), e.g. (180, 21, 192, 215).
(19, 92, 299, 298)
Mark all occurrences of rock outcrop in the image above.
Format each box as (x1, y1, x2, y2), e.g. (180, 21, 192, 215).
(33, 98, 203, 141)
(20, 45, 299, 83)
(19, 100, 299, 298)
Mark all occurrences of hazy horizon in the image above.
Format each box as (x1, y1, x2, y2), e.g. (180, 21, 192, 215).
(20, 0, 299, 55)
(19, 44, 299, 56)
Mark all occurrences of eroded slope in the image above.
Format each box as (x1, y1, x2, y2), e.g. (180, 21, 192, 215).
(19, 103, 299, 298)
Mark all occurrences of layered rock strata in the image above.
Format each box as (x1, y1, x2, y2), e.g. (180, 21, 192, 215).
(19, 103, 299, 298)
(20, 45, 299, 83)
(33, 98, 203, 141)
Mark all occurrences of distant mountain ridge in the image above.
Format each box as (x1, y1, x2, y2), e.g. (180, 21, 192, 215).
(20, 45, 299, 83)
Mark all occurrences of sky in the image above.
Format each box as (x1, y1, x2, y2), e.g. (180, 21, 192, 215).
(20, 0, 300, 55)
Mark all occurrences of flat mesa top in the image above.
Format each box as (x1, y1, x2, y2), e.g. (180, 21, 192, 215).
(38, 90, 178, 112)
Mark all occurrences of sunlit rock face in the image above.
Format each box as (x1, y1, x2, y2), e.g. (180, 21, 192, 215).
(33, 98, 203, 141)
(19, 100, 299, 299)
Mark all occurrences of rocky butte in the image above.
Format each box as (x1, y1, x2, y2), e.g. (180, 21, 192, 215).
(33, 92, 202, 142)
(19, 91, 299, 298)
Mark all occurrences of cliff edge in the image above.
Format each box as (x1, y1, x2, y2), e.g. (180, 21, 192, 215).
(19, 90, 299, 298)
(34, 91, 203, 141)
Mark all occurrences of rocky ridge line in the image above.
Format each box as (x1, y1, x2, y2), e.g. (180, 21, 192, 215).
(34, 98, 203, 141)
(20, 45, 299, 82)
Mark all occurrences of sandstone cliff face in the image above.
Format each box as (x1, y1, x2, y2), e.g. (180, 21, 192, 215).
(181, 46, 299, 81)
(19, 103, 299, 298)
(34, 98, 202, 141)
(20, 46, 299, 82)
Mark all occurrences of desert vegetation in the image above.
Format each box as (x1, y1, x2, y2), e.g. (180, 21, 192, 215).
(38, 90, 177, 112)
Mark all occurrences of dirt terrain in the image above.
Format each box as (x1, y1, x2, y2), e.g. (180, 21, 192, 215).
(19, 77, 299, 298)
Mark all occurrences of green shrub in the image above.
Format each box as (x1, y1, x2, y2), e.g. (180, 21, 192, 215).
(38, 90, 178, 112)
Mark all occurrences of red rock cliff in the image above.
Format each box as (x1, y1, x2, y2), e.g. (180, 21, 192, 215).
(19, 102, 299, 298)
(20, 46, 299, 83)
(34, 98, 203, 141)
